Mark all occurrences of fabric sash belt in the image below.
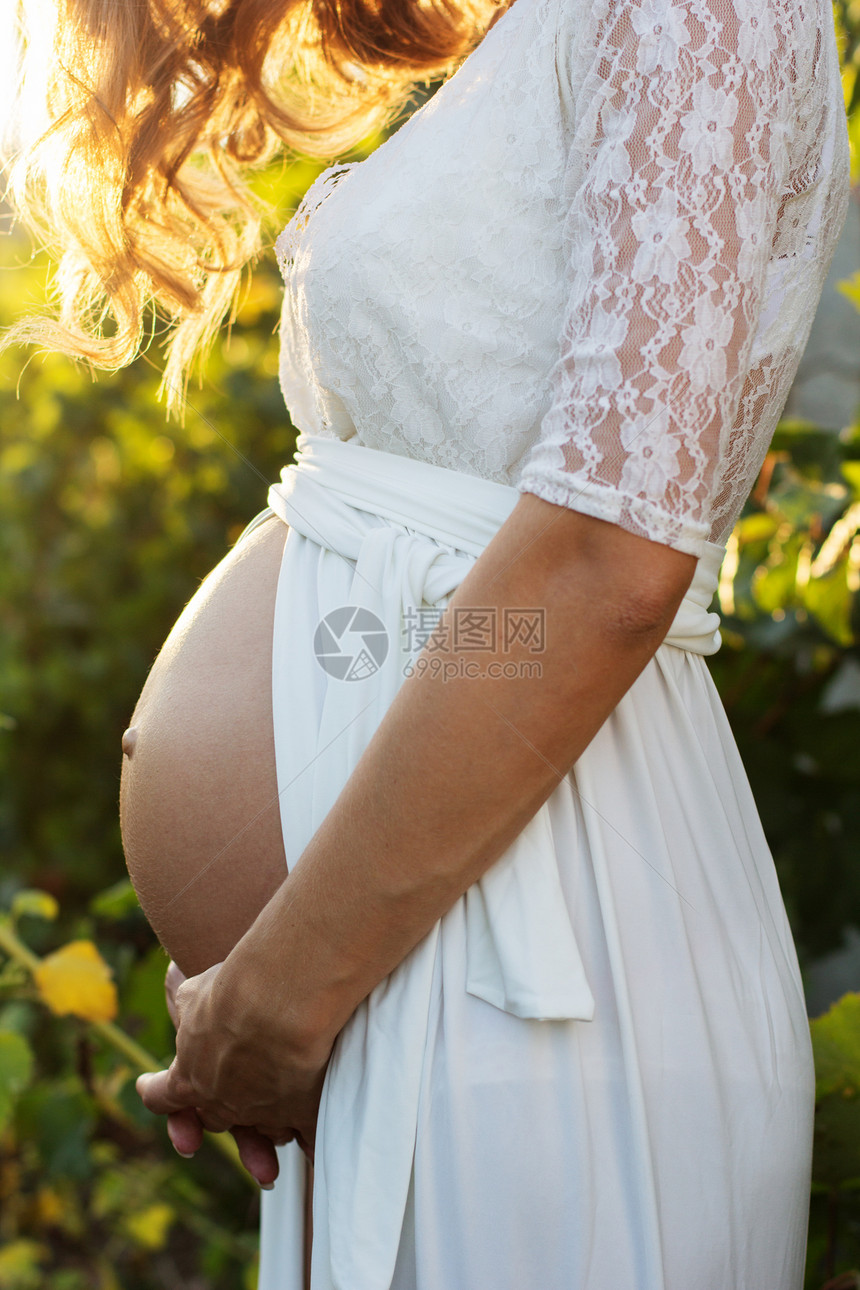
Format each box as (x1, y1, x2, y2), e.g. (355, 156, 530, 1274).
(263, 432, 723, 655)
(255, 431, 723, 1289)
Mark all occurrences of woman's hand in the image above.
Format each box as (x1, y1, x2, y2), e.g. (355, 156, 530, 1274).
(161, 961, 260, 1174)
(164, 958, 185, 1028)
(141, 959, 329, 1185)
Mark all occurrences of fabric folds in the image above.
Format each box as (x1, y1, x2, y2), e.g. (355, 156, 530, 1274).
(255, 432, 727, 1290)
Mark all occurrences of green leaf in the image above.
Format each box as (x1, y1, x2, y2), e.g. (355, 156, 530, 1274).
(50, 1274, 90, 1290)
(812, 993, 860, 1097)
(15, 1082, 96, 1181)
(752, 549, 801, 614)
(89, 878, 140, 921)
(120, 942, 173, 1064)
(813, 1087, 860, 1189)
(811, 994, 860, 1187)
(10, 890, 59, 923)
(0, 1031, 35, 1133)
(736, 513, 780, 544)
(805, 563, 856, 647)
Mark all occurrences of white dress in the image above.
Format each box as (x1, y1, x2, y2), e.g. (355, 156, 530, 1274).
(252, 0, 852, 1286)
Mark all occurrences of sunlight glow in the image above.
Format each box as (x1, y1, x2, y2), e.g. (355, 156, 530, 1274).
(0, 3, 21, 158)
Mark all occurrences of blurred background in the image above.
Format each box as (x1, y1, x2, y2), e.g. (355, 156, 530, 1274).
(3, 5, 860, 1288)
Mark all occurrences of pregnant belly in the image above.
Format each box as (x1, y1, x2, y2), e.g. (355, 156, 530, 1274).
(119, 515, 291, 978)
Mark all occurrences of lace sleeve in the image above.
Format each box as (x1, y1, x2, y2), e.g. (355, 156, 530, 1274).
(516, 0, 797, 556)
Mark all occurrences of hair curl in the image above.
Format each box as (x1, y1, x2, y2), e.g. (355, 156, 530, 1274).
(3, 0, 497, 410)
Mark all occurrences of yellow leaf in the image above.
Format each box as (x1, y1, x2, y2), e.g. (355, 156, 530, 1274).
(33, 1186, 64, 1227)
(837, 269, 860, 311)
(34, 941, 118, 1023)
(124, 1202, 175, 1250)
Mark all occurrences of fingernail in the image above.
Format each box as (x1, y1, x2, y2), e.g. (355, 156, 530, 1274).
(175, 1149, 195, 1159)
(260, 1182, 275, 1191)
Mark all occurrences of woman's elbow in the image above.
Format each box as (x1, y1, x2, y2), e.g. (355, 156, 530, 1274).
(533, 503, 698, 641)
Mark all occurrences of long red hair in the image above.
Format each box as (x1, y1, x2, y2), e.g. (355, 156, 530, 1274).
(4, 0, 497, 409)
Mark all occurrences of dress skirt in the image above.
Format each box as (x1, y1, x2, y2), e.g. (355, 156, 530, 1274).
(244, 432, 815, 1290)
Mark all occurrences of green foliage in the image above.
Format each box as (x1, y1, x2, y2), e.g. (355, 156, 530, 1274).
(813, 995, 860, 1184)
(0, 194, 303, 1290)
(835, 0, 860, 180)
(807, 996, 860, 1284)
(0, 1032, 34, 1134)
(711, 424, 860, 967)
(0, 901, 260, 1290)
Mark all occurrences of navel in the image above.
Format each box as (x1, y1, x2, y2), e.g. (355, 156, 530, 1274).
(121, 726, 138, 758)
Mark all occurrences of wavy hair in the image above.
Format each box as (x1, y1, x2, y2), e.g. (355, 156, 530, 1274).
(3, 0, 497, 410)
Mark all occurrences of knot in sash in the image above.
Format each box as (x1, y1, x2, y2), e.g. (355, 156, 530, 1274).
(266, 433, 723, 657)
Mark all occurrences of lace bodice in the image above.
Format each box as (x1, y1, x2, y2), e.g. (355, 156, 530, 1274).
(275, 0, 851, 557)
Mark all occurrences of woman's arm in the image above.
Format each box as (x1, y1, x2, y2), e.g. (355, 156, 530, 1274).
(137, 492, 695, 1167)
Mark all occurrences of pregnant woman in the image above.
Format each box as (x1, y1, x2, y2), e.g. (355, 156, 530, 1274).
(7, 0, 851, 1284)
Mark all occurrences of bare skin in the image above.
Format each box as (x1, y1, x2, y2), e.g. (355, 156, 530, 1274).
(120, 512, 309, 1185)
(120, 514, 290, 979)
(134, 495, 696, 1184)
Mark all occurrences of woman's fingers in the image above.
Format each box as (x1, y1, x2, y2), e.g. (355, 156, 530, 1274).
(166, 1106, 204, 1157)
(136, 1064, 303, 1135)
(232, 1125, 283, 1186)
(139, 1067, 235, 1134)
(137, 960, 327, 1173)
(166, 1109, 286, 1189)
(137, 1064, 201, 1116)
(161, 1094, 289, 1188)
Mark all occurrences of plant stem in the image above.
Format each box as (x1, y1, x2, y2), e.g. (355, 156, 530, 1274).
(0, 919, 40, 972)
(0, 916, 252, 1183)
